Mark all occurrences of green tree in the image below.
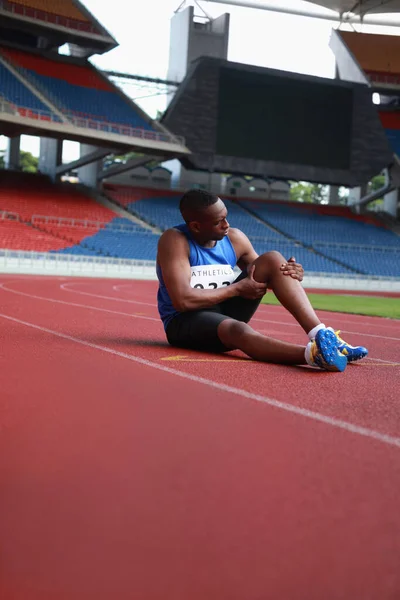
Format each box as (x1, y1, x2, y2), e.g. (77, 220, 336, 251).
(367, 173, 386, 210)
(289, 181, 328, 204)
(0, 151, 5, 169)
(19, 150, 38, 173)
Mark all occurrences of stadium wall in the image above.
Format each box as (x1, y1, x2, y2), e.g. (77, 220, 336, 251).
(1, 251, 399, 292)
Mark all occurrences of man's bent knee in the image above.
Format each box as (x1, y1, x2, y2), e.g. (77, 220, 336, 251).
(217, 318, 253, 350)
(252, 251, 285, 283)
(258, 250, 285, 265)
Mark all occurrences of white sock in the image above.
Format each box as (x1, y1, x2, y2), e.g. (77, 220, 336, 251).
(304, 341, 315, 366)
(307, 323, 326, 340)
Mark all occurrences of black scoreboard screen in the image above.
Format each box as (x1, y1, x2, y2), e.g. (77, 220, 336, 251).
(216, 67, 353, 169)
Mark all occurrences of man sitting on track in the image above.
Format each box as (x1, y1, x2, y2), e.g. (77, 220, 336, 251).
(156, 189, 368, 372)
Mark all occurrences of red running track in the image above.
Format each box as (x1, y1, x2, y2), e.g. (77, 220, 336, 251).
(1, 275, 400, 600)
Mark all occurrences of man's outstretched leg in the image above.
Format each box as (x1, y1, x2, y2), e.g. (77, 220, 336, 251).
(216, 250, 367, 371)
(217, 319, 348, 371)
(252, 251, 367, 363)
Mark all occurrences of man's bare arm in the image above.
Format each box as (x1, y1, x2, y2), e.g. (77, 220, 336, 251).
(228, 228, 258, 271)
(157, 229, 265, 312)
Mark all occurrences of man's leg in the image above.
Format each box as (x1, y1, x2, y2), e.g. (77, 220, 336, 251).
(217, 251, 349, 370)
(217, 319, 307, 365)
(252, 251, 320, 333)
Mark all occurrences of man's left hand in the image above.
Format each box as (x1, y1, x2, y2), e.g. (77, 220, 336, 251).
(280, 256, 304, 282)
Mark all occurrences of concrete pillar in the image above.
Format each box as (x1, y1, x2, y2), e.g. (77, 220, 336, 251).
(78, 144, 101, 188)
(329, 185, 340, 205)
(5, 136, 20, 170)
(167, 6, 230, 103)
(383, 188, 399, 218)
(39, 137, 62, 180)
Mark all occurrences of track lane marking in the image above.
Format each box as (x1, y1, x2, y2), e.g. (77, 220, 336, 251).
(2, 310, 400, 450)
(59, 281, 400, 342)
(2, 282, 399, 364)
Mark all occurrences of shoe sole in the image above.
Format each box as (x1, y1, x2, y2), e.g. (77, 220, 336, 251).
(315, 329, 347, 372)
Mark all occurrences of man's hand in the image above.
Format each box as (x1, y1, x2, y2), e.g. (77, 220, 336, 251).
(280, 256, 304, 282)
(236, 265, 267, 299)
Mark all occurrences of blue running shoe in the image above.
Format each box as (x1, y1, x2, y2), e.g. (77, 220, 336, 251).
(330, 329, 368, 362)
(309, 328, 348, 372)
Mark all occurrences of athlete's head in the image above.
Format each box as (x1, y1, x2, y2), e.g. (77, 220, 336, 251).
(179, 189, 229, 242)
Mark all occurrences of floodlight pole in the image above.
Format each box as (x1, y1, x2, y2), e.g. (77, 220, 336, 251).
(203, 0, 400, 27)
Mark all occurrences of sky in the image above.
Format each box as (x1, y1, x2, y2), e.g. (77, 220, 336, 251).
(1, 0, 400, 162)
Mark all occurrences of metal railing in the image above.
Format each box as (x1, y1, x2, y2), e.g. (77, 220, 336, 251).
(1, 249, 399, 285)
(0, 97, 185, 145)
(0, 98, 61, 122)
(65, 112, 185, 145)
(0, 210, 19, 221)
(31, 214, 156, 233)
(0, 1, 99, 34)
(313, 241, 400, 252)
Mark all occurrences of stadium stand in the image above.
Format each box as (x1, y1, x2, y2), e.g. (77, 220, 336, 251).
(0, 174, 397, 273)
(0, 59, 59, 120)
(103, 185, 357, 272)
(0, 213, 81, 251)
(0, 171, 117, 222)
(2, 0, 100, 34)
(1, 48, 155, 131)
(0, 172, 161, 257)
(240, 200, 399, 247)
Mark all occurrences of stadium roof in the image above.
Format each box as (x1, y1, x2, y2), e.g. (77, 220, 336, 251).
(307, 1, 400, 15)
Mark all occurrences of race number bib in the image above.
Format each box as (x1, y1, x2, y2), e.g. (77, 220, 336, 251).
(190, 264, 236, 290)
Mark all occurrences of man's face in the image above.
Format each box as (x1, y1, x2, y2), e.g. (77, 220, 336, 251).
(190, 199, 230, 241)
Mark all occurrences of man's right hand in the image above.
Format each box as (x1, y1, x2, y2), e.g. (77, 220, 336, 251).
(235, 265, 267, 299)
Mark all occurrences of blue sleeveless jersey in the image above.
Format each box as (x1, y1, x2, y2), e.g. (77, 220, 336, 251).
(156, 223, 237, 329)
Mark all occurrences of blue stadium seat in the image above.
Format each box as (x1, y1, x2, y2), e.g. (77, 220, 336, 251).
(242, 200, 399, 247)
(26, 72, 154, 130)
(54, 228, 160, 260)
(0, 62, 56, 116)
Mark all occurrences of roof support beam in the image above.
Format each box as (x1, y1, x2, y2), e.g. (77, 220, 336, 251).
(203, 0, 400, 27)
(97, 154, 168, 180)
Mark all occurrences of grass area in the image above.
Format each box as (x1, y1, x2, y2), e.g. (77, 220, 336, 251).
(261, 292, 400, 319)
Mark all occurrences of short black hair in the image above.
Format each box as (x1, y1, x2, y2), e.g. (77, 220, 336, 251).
(179, 189, 219, 222)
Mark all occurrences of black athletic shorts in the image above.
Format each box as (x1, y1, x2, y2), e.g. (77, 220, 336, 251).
(165, 270, 262, 353)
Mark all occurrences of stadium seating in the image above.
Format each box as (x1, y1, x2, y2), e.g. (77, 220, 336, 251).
(0, 60, 57, 119)
(0, 171, 116, 223)
(1, 177, 397, 274)
(103, 185, 357, 271)
(241, 199, 399, 247)
(0, 218, 73, 251)
(2, 48, 155, 130)
(314, 244, 400, 278)
(56, 229, 160, 260)
(5, 0, 99, 33)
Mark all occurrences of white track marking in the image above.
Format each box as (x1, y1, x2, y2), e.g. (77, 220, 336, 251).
(0, 283, 159, 322)
(2, 310, 400, 450)
(2, 280, 399, 361)
(61, 282, 154, 307)
(251, 316, 400, 341)
(59, 281, 400, 342)
(258, 309, 400, 331)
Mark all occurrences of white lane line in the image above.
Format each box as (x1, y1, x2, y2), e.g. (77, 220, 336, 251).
(3, 281, 399, 361)
(252, 316, 400, 341)
(60, 282, 400, 342)
(257, 306, 400, 330)
(0, 283, 160, 322)
(2, 310, 400, 450)
(61, 282, 154, 307)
